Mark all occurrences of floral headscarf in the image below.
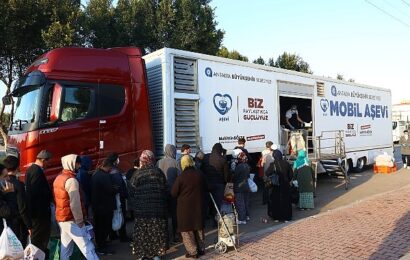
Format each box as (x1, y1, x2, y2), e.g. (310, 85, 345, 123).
(237, 152, 248, 164)
(139, 150, 155, 168)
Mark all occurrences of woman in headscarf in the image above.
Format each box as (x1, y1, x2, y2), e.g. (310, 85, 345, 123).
(129, 150, 169, 259)
(265, 150, 293, 222)
(293, 150, 315, 210)
(171, 155, 207, 258)
(233, 152, 251, 224)
(202, 143, 229, 212)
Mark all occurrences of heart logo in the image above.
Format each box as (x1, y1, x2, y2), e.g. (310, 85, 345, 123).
(320, 98, 329, 112)
(213, 93, 232, 115)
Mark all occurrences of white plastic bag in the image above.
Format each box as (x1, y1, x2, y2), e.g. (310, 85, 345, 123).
(112, 194, 124, 231)
(248, 178, 258, 193)
(23, 237, 45, 260)
(0, 219, 24, 260)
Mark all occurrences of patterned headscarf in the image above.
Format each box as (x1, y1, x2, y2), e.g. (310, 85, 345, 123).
(139, 150, 155, 168)
(181, 155, 195, 172)
(237, 152, 248, 164)
(293, 150, 310, 170)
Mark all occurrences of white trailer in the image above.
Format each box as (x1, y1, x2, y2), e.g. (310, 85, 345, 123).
(143, 48, 393, 175)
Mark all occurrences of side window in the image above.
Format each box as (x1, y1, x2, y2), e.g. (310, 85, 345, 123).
(98, 85, 125, 117)
(61, 87, 95, 122)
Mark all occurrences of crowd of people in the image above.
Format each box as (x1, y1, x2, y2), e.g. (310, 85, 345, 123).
(0, 137, 315, 260)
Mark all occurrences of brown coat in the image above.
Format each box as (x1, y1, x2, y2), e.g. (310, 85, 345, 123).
(400, 136, 410, 155)
(171, 167, 206, 232)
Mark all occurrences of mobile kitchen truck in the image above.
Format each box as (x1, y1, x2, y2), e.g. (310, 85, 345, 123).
(3, 47, 393, 183)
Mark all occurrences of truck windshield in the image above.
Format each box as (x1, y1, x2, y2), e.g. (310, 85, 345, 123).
(11, 87, 40, 130)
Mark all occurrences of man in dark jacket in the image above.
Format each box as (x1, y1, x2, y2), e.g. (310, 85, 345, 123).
(3, 155, 31, 246)
(76, 155, 92, 210)
(91, 157, 119, 255)
(25, 150, 53, 255)
(106, 153, 130, 242)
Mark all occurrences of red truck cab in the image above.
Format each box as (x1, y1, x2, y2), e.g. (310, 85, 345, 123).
(5, 47, 153, 181)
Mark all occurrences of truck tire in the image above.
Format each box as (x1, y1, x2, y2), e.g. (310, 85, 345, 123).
(354, 157, 366, 172)
(341, 159, 353, 173)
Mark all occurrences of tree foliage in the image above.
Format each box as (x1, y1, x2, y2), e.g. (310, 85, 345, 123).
(274, 52, 312, 74)
(253, 56, 266, 65)
(216, 46, 248, 62)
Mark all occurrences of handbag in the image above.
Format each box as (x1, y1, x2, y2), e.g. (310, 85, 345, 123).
(112, 194, 124, 231)
(224, 182, 235, 202)
(270, 163, 280, 186)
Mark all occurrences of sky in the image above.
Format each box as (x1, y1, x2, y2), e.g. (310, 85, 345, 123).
(209, 0, 410, 104)
(2, 0, 409, 105)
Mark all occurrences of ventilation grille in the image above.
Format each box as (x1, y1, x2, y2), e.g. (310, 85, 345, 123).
(174, 57, 197, 93)
(147, 64, 164, 156)
(316, 82, 325, 97)
(175, 99, 199, 152)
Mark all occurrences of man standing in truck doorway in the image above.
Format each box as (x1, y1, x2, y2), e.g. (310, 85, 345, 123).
(285, 105, 306, 130)
(400, 130, 410, 169)
(25, 150, 53, 256)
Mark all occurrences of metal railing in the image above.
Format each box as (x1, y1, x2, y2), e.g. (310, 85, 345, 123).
(308, 130, 346, 161)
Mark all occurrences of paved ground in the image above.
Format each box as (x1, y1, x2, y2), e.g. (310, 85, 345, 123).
(104, 149, 410, 259)
(204, 173, 410, 259)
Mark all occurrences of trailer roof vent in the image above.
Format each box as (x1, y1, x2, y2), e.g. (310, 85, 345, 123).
(174, 57, 197, 93)
(317, 82, 325, 97)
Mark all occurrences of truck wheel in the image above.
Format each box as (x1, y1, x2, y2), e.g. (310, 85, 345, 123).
(354, 157, 366, 172)
(341, 159, 353, 173)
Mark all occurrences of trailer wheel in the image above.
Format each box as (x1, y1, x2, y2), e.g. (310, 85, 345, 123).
(341, 159, 353, 173)
(215, 241, 227, 254)
(354, 157, 366, 172)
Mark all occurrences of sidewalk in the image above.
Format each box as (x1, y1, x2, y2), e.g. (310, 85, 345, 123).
(205, 181, 410, 259)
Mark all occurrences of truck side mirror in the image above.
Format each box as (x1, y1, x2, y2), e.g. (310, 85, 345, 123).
(2, 95, 12, 105)
(50, 84, 63, 122)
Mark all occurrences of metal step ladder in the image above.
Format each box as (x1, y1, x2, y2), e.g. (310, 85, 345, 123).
(284, 129, 350, 191)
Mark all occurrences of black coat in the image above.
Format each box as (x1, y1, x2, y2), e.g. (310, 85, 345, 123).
(8, 176, 31, 228)
(91, 168, 118, 213)
(233, 163, 250, 193)
(0, 191, 13, 232)
(203, 152, 229, 188)
(129, 166, 168, 219)
(25, 164, 52, 219)
(171, 167, 206, 232)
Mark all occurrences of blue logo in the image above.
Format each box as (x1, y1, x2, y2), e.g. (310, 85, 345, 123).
(320, 99, 329, 112)
(205, 67, 213, 77)
(331, 85, 337, 96)
(213, 93, 232, 115)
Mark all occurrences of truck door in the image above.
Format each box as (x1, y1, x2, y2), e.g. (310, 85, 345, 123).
(96, 83, 129, 163)
(39, 82, 99, 177)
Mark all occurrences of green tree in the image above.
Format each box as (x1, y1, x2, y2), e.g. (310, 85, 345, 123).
(84, 0, 117, 48)
(253, 56, 266, 65)
(337, 74, 344, 80)
(0, 0, 57, 144)
(216, 46, 248, 62)
(41, 0, 84, 49)
(274, 52, 312, 74)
